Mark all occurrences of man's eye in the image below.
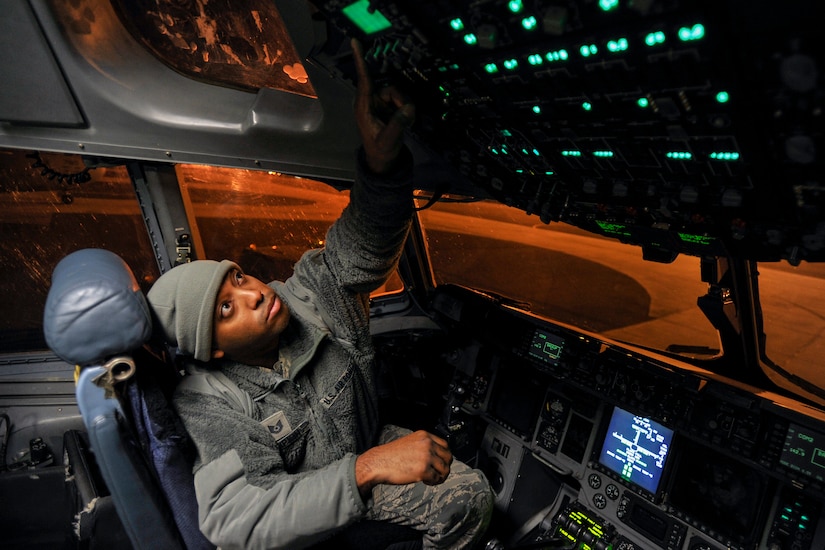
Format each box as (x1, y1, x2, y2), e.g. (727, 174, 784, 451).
(220, 302, 232, 318)
(235, 271, 244, 283)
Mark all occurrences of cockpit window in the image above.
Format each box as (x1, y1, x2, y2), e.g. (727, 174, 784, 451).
(111, 0, 316, 97)
(760, 261, 825, 404)
(418, 198, 720, 357)
(0, 148, 159, 353)
(175, 164, 404, 296)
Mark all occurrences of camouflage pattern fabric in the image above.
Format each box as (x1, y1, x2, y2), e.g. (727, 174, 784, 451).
(367, 425, 494, 549)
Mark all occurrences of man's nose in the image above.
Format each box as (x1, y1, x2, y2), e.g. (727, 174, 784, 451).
(239, 288, 264, 308)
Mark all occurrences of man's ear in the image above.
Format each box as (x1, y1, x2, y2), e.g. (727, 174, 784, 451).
(211, 349, 225, 359)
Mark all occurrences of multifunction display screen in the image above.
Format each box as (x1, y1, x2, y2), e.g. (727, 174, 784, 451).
(598, 407, 674, 495)
(528, 329, 565, 367)
(781, 423, 825, 483)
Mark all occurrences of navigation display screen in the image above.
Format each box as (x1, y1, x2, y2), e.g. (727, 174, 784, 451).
(528, 329, 565, 367)
(598, 407, 674, 495)
(780, 423, 825, 483)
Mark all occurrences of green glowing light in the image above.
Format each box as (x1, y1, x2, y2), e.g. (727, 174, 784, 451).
(582, 101, 593, 111)
(342, 0, 393, 35)
(533, 148, 541, 156)
(463, 33, 478, 45)
(484, 63, 499, 74)
(596, 220, 631, 236)
(545, 49, 569, 62)
(709, 151, 739, 160)
(678, 233, 714, 245)
(501, 129, 512, 137)
(503, 58, 519, 70)
(561, 150, 582, 156)
(449, 18, 464, 31)
(645, 31, 666, 46)
(522, 16, 537, 30)
(716, 90, 730, 103)
(678, 23, 705, 41)
(508, 0, 523, 13)
(666, 151, 692, 160)
(593, 150, 613, 157)
(580, 44, 598, 57)
(599, 0, 619, 11)
(545, 170, 554, 175)
(607, 38, 628, 52)
(637, 97, 649, 108)
(532, 105, 542, 114)
(528, 54, 543, 65)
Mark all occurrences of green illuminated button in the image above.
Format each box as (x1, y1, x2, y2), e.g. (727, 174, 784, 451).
(580, 44, 598, 57)
(678, 23, 705, 41)
(645, 31, 666, 46)
(522, 16, 538, 30)
(607, 38, 628, 52)
(546, 49, 569, 62)
(342, 0, 392, 35)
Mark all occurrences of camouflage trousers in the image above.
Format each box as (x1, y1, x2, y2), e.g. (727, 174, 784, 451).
(366, 425, 494, 550)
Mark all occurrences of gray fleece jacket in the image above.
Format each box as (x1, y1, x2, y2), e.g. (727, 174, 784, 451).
(173, 149, 414, 549)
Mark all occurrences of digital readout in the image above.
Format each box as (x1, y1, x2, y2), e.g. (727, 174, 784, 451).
(528, 329, 565, 366)
(780, 423, 825, 482)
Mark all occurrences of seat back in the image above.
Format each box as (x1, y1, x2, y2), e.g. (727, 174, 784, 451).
(44, 248, 212, 550)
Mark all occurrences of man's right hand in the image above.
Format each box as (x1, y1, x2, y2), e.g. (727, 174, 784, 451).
(351, 38, 415, 176)
(355, 430, 453, 499)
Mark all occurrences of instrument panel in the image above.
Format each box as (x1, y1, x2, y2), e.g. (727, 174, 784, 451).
(309, 0, 823, 264)
(426, 285, 825, 549)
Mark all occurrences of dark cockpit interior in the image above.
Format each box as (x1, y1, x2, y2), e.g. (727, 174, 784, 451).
(1, 1, 824, 549)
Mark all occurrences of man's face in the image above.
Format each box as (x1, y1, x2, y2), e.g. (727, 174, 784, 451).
(211, 268, 290, 367)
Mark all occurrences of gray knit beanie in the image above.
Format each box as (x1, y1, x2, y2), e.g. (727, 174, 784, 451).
(147, 259, 239, 362)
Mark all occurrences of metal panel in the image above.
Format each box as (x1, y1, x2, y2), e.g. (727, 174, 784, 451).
(0, 1, 84, 126)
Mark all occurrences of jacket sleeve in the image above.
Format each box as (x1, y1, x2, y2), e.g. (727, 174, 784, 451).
(321, 147, 415, 295)
(175, 388, 368, 550)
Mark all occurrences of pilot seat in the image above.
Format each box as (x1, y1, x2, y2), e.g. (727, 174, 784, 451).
(44, 248, 421, 550)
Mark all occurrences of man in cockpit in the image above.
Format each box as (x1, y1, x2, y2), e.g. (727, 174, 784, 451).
(145, 40, 493, 550)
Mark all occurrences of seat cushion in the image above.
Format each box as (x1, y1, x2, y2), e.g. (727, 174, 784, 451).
(44, 248, 152, 365)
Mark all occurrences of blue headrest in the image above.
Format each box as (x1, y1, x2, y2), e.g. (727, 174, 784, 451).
(44, 249, 153, 366)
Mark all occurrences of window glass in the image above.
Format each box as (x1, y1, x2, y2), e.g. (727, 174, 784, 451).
(418, 198, 719, 358)
(176, 165, 403, 296)
(111, 0, 316, 97)
(760, 261, 825, 404)
(0, 149, 159, 353)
